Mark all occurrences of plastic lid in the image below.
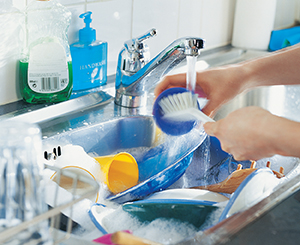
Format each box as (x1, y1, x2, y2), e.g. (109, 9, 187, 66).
(79, 11, 96, 43)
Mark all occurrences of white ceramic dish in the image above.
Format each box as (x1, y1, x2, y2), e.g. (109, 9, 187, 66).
(146, 188, 229, 202)
(219, 167, 280, 221)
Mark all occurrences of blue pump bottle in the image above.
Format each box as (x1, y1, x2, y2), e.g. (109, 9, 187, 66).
(70, 11, 107, 91)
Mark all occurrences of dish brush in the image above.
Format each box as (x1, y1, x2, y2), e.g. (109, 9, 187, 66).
(153, 87, 214, 135)
(158, 91, 215, 123)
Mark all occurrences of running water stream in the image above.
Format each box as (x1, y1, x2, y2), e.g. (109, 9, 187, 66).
(186, 55, 211, 187)
(186, 55, 197, 92)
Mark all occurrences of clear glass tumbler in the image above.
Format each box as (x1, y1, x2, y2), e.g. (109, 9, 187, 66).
(0, 121, 51, 244)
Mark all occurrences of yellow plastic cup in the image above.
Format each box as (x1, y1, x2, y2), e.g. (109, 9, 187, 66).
(94, 152, 139, 194)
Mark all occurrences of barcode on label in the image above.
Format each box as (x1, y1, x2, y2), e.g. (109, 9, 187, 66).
(41, 77, 59, 91)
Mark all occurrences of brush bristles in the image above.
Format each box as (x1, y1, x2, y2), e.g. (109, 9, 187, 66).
(159, 92, 198, 115)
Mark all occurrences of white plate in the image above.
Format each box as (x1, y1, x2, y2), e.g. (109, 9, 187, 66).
(146, 188, 229, 202)
(219, 167, 280, 221)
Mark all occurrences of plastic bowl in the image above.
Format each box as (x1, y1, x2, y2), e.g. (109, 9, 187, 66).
(153, 87, 199, 136)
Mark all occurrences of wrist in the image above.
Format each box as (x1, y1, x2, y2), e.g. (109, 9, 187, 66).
(237, 60, 262, 91)
(227, 62, 254, 93)
(270, 117, 300, 158)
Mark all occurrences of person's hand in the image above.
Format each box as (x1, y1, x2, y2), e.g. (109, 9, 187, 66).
(154, 64, 248, 116)
(155, 44, 300, 116)
(203, 106, 280, 161)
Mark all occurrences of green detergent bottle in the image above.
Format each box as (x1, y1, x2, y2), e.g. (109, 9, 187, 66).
(19, 0, 73, 104)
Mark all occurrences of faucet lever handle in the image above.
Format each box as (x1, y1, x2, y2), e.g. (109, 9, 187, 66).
(124, 28, 157, 53)
(135, 28, 157, 45)
(122, 28, 157, 74)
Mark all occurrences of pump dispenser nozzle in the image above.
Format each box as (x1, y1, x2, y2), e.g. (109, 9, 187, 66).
(79, 11, 96, 43)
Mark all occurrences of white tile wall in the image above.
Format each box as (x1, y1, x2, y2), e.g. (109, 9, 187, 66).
(0, 0, 298, 106)
(12, 0, 25, 10)
(60, 0, 85, 5)
(178, 0, 203, 38)
(297, 0, 300, 21)
(132, 0, 179, 59)
(274, 0, 297, 29)
(87, 0, 132, 75)
(67, 4, 86, 44)
(0, 9, 25, 103)
(200, 0, 236, 49)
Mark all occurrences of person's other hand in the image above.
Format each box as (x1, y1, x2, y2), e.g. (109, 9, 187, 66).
(203, 106, 278, 161)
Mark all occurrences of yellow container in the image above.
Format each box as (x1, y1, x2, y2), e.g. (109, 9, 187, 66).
(94, 152, 139, 194)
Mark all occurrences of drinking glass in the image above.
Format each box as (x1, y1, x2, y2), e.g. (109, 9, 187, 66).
(0, 121, 51, 244)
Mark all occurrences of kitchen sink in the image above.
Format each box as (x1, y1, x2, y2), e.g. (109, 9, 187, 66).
(1, 45, 300, 244)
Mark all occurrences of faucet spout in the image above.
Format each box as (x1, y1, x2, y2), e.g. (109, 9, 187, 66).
(115, 36, 205, 108)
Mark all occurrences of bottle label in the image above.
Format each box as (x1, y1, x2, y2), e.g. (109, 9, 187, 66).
(28, 42, 69, 94)
(71, 43, 107, 91)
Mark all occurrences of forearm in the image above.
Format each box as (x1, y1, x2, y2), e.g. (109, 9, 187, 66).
(240, 44, 300, 89)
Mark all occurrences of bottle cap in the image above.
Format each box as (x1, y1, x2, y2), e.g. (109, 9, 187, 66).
(79, 11, 96, 43)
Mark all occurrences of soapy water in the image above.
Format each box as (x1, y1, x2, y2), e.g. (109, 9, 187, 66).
(95, 201, 225, 244)
(101, 205, 198, 244)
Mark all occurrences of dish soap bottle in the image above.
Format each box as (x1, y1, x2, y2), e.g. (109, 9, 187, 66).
(19, 0, 73, 104)
(70, 11, 107, 91)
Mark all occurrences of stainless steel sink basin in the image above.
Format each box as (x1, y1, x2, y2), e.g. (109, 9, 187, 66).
(43, 115, 156, 156)
(42, 113, 207, 203)
(214, 85, 300, 122)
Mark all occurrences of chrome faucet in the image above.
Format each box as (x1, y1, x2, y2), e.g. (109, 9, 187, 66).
(115, 28, 205, 108)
